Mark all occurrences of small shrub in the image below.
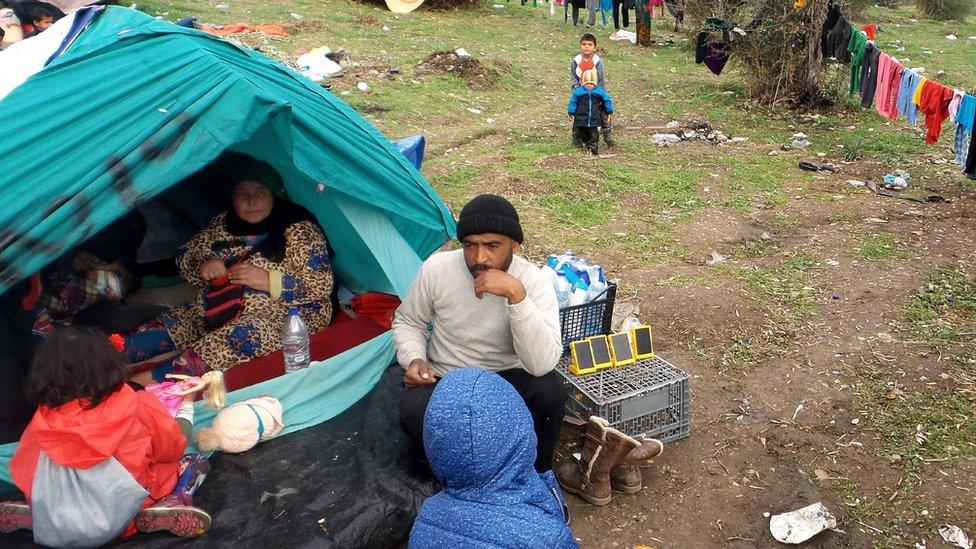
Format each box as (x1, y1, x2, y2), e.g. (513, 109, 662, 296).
(917, 0, 974, 21)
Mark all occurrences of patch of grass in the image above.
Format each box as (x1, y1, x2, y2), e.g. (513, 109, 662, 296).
(535, 194, 615, 228)
(905, 267, 976, 348)
(856, 380, 976, 474)
(432, 165, 485, 204)
(855, 233, 911, 262)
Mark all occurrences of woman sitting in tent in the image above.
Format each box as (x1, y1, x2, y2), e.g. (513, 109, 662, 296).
(127, 162, 335, 383)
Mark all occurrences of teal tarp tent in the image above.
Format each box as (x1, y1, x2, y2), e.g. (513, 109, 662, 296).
(0, 7, 455, 482)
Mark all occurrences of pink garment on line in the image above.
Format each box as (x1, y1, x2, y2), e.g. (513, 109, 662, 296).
(948, 89, 964, 122)
(874, 53, 903, 120)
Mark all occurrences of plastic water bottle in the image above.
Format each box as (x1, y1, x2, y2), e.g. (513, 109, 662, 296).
(282, 307, 310, 372)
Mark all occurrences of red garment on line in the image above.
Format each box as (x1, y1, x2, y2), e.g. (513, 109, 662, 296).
(918, 80, 954, 144)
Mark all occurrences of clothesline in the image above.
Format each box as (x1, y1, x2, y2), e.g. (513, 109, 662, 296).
(823, 2, 975, 178)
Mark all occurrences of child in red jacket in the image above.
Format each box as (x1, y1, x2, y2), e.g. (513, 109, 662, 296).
(0, 327, 211, 546)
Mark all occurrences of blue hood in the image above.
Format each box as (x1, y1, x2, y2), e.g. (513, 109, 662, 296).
(410, 369, 577, 548)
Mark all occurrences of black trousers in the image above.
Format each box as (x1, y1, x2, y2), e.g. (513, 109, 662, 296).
(573, 126, 599, 153)
(613, 0, 630, 28)
(399, 368, 566, 473)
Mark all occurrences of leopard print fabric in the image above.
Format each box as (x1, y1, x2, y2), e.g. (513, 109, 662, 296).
(166, 213, 334, 371)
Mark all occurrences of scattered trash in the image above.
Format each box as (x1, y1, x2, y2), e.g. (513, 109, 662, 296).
(454, 47, 471, 58)
(915, 424, 928, 444)
(297, 48, 343, 82)
(486, 118, 495, 124)
(847, 179, 865, 186)
(388, 66, 400, 74)
(769, 502, 838, 544)
(467, 107, 483, 115)
(609, 30, 637, 44)
(882, 169, 910, 190)
(866, 181, 947, 204)
(652, 133, 681, 146)
(357, 81, 369, 91)
(791, 404, 804, 421)
(650, 122, 736, 146)
(865, 217, 887, 223)
(706, 251, 727, 266)
(730, 136, 749, 143)
(940, 525, 973, 549)
(798, 161, 836, 173)
(215, 3, 229, 11)
(825, 259, 840, 266)
(946, 34, 958, 40)
(290, 12, 303, 20)
(492, 3, 505, 8)
(791, 132, 812, 150)
(382, 25, 390, 31)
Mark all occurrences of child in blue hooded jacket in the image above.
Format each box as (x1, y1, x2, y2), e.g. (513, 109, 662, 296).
(568, 69, 614, 155)
(408, 368, 577, 549)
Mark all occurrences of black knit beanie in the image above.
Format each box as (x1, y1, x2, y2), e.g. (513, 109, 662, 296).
(455, 194, 524, 244)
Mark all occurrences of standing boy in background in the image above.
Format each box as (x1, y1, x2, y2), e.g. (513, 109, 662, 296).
(570, 33, 616, 147)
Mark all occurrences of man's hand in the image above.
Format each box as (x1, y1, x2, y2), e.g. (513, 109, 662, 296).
(228, 262, 270, 292)
(403, 358, 436, 389)
(473, 269, 527, 304)
(200, 258, 228, 282)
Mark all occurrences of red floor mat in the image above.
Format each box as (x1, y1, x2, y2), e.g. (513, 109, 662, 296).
(223, 310, 388, 391)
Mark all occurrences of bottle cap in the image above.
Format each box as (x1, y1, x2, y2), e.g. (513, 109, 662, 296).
(288, 307, 299, 315)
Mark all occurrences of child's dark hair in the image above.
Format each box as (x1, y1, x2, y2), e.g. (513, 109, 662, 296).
(29, 6, 53, 23)
(580, 33, 596, 45)
(25, 326, 129, 409)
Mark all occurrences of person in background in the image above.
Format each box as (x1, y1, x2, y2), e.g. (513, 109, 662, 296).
(568, 69, 615, 155)
(569, 33, 616, 147)
(24, 6, 54, 37)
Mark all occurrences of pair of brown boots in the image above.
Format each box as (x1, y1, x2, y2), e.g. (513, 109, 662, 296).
(556, 416, 664, 506)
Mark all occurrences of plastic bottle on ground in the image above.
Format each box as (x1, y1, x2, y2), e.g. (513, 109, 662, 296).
(282, 307, 310, 372)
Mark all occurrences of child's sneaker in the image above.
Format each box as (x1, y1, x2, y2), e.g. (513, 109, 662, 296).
(135, 496, 211, 538)
(0, 501, 32, 533)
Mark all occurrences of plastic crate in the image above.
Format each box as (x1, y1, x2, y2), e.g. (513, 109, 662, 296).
(556, 355, 690, 443)
(558, 282, 617, 351)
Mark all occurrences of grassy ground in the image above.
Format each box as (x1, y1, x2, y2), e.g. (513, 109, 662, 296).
(138, 0, 976, 545)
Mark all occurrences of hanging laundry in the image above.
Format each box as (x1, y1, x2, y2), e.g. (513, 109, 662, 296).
(861, 23, 875, 41)
(821, 3, 842, 58)
(955, 94, 976, 165)
(953, 124, 971, 167)
(848, 27, 868, 96)
(958, 94, 976, 133)
(948, 89, 964, 122)
(966, 107, 976, 178)
(859, 43, 881, 107)
(917, 80, 954, 144)
(825, 16, 852, 62)
(703, 42, 729, 75)
(874, 53, 903, 119)
(896, 69, 923, 125)
(695, 18, 735, 64)
(912, 76, 928, 105)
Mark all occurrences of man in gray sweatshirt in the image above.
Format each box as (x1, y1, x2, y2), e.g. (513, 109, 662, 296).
(393, 194, 566, 473)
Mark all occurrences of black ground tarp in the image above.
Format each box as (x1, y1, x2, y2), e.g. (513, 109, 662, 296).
(1, 365, 439, 548)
